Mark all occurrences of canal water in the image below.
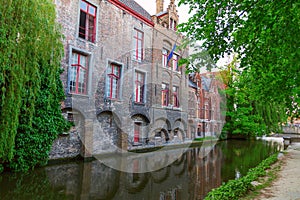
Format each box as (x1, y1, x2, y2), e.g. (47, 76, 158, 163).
(0, 139, 281, 200)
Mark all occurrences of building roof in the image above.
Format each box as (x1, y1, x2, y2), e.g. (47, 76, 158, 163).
(201, 76, 212, 91)
(156, 11, 168, 17)
(119, 0, 152, 21)
(188, 79, 197, 89)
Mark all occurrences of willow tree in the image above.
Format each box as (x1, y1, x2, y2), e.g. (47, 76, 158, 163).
(0, 0, 69, 172)
(178, 0, 300, 135)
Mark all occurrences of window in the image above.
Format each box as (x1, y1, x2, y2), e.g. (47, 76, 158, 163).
(133, 29, 144, 61)
(173, 86, 179, 107)
(134, 122, 141, 142)
(170, 18, 177, 30)
(106, 63, 121, 99)
(79, 0, 96, 42)
(69, 52, 88, 94)
(162, 83, 169, 106)
(135, 71, 145, 103)
(197, 127, 201, 136)
(173, 54, 179, 72)
(162, 48, 169, 67)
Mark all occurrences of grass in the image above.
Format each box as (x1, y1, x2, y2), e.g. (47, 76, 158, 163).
(241, 159, 283, 200)
(204, 153, 279, 200)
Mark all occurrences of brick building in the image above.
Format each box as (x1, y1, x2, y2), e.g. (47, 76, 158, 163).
(188, 72, 226, 139)
(50, 0, 190, 158)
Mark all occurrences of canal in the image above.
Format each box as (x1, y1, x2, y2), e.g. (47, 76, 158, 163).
(0, 139, 281, 200)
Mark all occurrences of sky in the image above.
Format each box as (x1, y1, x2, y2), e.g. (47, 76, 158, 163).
(134, 0, 192, 23)
(133, 0, 230, 69)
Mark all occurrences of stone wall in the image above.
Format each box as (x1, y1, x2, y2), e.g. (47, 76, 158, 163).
(51, 0, 191, 159)
(49, 129, 81, 159)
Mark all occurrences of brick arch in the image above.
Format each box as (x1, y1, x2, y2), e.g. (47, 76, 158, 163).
(131, 113, 150, 124)
(163, 39, 172, 49)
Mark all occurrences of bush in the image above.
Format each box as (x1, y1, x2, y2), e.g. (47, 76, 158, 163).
(204, 153, 278, 200)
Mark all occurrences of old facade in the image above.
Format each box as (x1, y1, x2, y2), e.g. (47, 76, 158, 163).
(188, 72, 226, 139)
(150, 0, 190, 145)
(50, 0, 190, 159)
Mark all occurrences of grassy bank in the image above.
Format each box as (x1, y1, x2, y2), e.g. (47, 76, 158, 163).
(204, 153, 280, 200)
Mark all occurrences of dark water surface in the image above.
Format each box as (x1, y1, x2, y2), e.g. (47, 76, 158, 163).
(0, 139, 281, 200)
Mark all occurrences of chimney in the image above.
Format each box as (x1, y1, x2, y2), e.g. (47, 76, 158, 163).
(156, 0, 164, 14)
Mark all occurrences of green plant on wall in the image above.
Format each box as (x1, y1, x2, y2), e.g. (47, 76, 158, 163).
(0, 0, 70, 172)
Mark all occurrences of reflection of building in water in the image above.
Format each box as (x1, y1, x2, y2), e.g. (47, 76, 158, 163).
(44, 145, 222, 199)
(187, 145, 222, 200)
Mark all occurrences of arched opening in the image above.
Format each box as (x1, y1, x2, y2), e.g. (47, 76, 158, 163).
(97, 111, 122, 148)
(130, 114, 150, 146)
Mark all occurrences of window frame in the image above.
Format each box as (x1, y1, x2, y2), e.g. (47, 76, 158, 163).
(134, 70, 145, 103)
(169, 18, 177, 31)
(173, 85, 179, 108)
(162, 48, 169, 67)
(172, 53, 179, 72)
(133, 28, 144, 61)
(106, 63, 121, 100)
(78, 0, 97, 43)
(162, 83, 169, 106)
(69, 51, 89, 95)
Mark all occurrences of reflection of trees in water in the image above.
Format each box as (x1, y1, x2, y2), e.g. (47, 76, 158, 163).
(219, 140, 281, 182)
(0, 167, 72, 200)
(0, 140, 279, 200)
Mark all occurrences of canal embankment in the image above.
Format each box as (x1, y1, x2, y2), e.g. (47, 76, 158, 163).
(253, 142, 300, 199)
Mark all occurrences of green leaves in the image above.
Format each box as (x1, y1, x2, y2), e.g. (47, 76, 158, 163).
(204, 153, 278, 200)
(178, 0, 300, 135)
(0, 0, 70, 172)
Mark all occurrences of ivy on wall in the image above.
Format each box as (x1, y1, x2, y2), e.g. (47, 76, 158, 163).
(0, 0, 70, 172)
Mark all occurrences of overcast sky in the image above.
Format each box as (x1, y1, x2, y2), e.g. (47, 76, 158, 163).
(134, 0, 192, 23)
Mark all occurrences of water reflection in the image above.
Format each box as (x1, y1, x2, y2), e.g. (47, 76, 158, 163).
(0, 140, 281, 200)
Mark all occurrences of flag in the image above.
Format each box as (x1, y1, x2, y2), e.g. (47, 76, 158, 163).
(167, 44, 176, 65)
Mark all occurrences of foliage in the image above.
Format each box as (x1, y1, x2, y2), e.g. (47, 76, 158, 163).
(0, 0, 70, 171)
(0, 170, 70, 200)
(204, 153, 278, 200)
(178, 0, 300, 135)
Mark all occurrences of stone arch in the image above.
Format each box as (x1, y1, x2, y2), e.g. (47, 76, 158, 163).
(173, 118, 187, 130)
(172, 127, 185, 142)
(163, 39, 172, 50)
(130, 113, 150, 145)
(152, 128, 170, 144)
(131, 113, 150, 124)
(154, 117, 171, 131)
(162, 70, 172, 80)
(188, 119, 196, 140)
(96, 111, 122, 148)
(148, 118, 171, 144)
(173, 74, 180, 82)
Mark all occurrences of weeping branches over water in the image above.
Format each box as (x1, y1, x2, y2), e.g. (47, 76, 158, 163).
(0, 0, 65, 167)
